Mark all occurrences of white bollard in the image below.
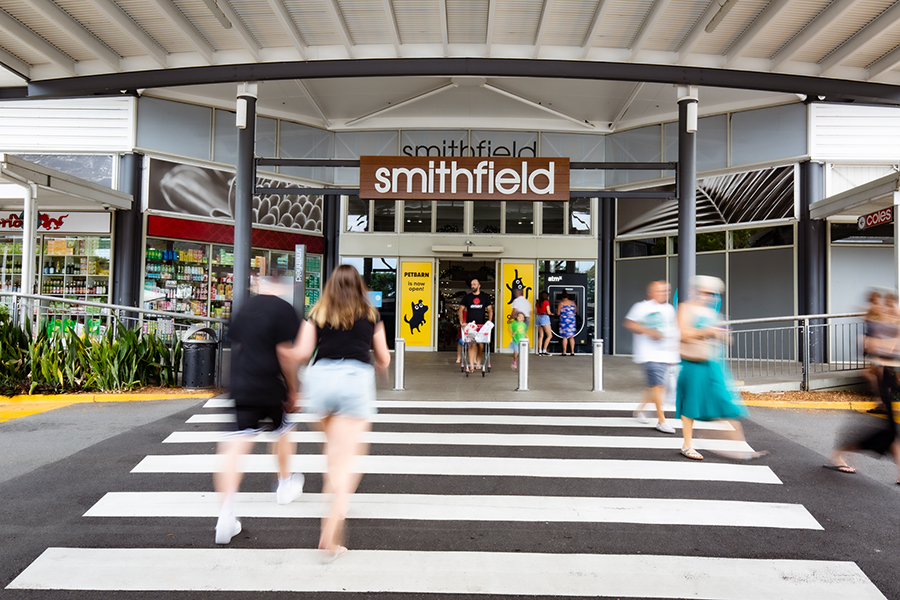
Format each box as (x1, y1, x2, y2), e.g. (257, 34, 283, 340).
(592, 338, 604, 392)
(517, 339, 529, 391)
(393, 337, 405, 391)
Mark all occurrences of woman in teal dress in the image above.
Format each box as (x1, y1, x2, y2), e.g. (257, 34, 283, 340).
(676, 276, 763, 461)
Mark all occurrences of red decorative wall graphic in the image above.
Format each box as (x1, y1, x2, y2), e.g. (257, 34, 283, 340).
(148, 215, 325, 253)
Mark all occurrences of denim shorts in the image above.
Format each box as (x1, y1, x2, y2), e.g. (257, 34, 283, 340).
(302, 358, 377, 419)
(536, 314, 551, 327)
(644, 361, 669, 388)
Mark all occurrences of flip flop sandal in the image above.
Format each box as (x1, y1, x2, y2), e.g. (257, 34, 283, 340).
(680, 447, 703, 460)
(823, 464, 856, 474)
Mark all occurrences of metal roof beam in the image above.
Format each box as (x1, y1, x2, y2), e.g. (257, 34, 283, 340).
(770, 0, 854, 71)
(345, 81, 457, 126)
(85, 0, 168, 68)
(629, 0, 671, 60)
(0, 46, 30, 79)
(214, 0, 261, 61)
(25, 58, 900, 105)
(820, 2, 900, 76)
(483, 82, 594, 129)
(325, 0, 355, 58)
(676, 0, 722, 64)
(581, 0, 611, 59)
(296, 80, 330, 126)
(532, 0, 555, 59)
(439, 0, 449, 55)
(28, 0, 121, 71)
(146, 0, 215, 64)
(868, 45, 900, 81)
(724, 0, 792, 69)
(267, 0, 307, 59)
(609, 82, 643, 130)
(0, 9, 75, 75)
(381, 0, 401, 56)
(485, 0, 496, 55)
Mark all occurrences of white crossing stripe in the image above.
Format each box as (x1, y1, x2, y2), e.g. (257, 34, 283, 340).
(132, 454, 782, 484)
(187, 412, 735, 430)
(204, 398, 678, 411)
(84, 491, 822, 529)
(163, 430, 755, 452)
(8, 548, 886, 599)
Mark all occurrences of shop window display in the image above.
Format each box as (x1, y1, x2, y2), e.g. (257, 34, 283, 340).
(144, 240, 209, 317)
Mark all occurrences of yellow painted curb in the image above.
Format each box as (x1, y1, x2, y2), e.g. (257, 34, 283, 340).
(743, 399, 882, 411)
(0, 391, 215, 404)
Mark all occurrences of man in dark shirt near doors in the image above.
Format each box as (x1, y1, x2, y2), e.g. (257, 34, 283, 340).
(458, 277, 494, 371)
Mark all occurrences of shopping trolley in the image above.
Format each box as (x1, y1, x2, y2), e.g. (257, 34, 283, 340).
(460, 321, 493, 377)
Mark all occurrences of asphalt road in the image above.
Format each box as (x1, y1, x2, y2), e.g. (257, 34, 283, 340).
(1, 397, 898, 599)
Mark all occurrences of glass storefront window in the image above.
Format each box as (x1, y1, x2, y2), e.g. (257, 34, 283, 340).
(144, 239, 209, 317)
(473, 201, 501, 233)
(618, 238, 667, 257)
(404, 200, 432, 232)
(731, 225, 794, 248)
(346, 197, 368, 232)
(542, 202, 564, 235)
(830, 222, 893, 245)
(506, 201, 533, 234)
(436, 201, 464, 233)
(342, 256, 397, 349)
(373, 200, 396, 232)
(569, 199, 591, 235)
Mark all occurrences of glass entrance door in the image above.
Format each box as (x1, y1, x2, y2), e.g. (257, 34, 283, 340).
(437, 259, 497, 352)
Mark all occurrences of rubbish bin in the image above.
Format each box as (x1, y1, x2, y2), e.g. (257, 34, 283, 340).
(182, 325, 218, 389)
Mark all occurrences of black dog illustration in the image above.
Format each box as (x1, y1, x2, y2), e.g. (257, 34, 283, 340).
(505, 269, 532, 304)
(405, 299, 429, 334)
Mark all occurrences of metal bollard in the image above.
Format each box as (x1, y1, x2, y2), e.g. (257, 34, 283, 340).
(592, 338, 604, 392)
(517, 338, 529, 391)
(393, 337, 405, 391)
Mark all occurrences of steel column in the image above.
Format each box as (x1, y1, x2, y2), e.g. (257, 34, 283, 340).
(677, 90, 698, 302)
(233, 84, 257, 316)
(598, 197, 614, 354)
(113, 153, 144, 309)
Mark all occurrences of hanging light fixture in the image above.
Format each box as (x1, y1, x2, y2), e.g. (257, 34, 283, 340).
(705, 0, 739, 33)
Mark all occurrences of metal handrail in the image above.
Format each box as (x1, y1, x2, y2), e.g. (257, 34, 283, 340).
(724, 312, 864, 326)
(0, 291, 227, 325)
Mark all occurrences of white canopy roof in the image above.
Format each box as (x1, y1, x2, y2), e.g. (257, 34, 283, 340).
(810, 171, 900, 221)
(0, 154, 132, 212)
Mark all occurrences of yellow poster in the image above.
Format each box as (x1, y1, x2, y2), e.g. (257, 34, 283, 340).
(399, 261, 433, 347)
(500, 262, 535, 350)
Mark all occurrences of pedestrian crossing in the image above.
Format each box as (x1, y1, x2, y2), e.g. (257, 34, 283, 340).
(7, 398, 889, 599)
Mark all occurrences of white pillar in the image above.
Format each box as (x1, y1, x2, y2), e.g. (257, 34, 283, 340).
(894, 192, 900, 290)
(20, 183, 37, 325)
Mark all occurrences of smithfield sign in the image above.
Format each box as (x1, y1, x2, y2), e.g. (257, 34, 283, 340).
(360, 156, 569, 201)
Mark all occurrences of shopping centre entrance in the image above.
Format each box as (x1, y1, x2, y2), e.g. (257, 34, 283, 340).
(437, 259, 496, 352)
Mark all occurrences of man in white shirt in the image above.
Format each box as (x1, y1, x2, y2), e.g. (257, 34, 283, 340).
(623, 280, 680, 434)
(509, 287, 532, 325)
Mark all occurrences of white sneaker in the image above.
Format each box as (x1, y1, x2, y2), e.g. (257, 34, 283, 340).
(215, 515, 241, 544)
(276, 473, 305, 505)
(655, 422, 676, 434)
(633, 411, 652, 424)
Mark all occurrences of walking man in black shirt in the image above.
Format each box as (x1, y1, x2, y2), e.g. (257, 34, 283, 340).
(458, 277, 493, 372)
(214, 276, 303, 544)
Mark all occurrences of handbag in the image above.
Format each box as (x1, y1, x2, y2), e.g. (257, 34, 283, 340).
(680, 335, 709, 362)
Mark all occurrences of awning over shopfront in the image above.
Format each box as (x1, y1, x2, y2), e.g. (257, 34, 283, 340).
(810, 171, 900, 289)
(0, 154, 131, 212)
(0, 154, 132, 314)
(809, 171, 900, 221)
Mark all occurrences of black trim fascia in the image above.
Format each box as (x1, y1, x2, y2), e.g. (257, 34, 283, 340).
(25, 58, 900, 105)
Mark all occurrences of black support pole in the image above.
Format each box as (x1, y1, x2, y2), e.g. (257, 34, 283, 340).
(233, 86, 256, 316)
(113, 153, 144, 309)
(798, 160, 826, 362)
(322, 194, 340, 282)
(677, 90, 698, 301)
(598, 197, 614, 354)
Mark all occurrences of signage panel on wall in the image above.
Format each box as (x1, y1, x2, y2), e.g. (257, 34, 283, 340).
(399, 261, 433, 347)
(0, 211, 111, 233)
(360, 156, 570, 201)
(500, 263, 535, 350)
(858, 207, 893, 230)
